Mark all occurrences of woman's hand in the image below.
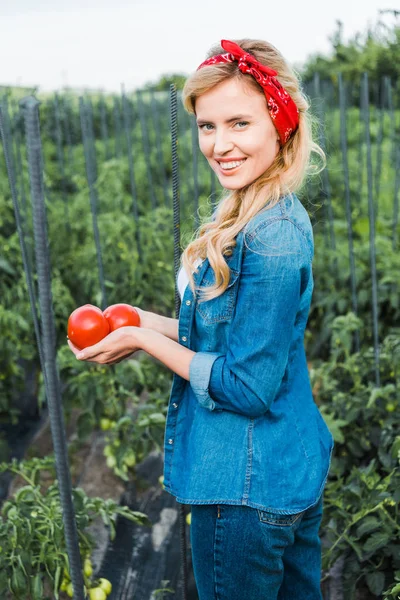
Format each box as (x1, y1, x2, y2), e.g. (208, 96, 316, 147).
(131, 306, 156, 330)
(67, 326, 141, 365)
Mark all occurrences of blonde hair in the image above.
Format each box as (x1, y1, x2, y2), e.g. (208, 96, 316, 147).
(181, 38, 325, 304)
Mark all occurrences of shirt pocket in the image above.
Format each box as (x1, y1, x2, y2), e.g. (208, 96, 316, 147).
(195, 266, 240, 325)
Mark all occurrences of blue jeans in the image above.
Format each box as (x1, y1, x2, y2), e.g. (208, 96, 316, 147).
(189, 495, 324, 600)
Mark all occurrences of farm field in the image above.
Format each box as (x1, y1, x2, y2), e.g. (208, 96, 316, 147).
(0, 65, 399, 600)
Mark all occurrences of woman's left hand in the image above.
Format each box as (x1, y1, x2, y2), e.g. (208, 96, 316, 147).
(67, 326, 142, 365)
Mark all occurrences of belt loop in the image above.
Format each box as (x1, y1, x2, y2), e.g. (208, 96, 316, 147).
(217, 505, 221, 519)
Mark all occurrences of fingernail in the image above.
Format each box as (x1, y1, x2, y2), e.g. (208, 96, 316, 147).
(77, 353, 84, 359)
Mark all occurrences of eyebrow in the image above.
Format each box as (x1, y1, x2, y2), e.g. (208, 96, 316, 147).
(196, 114, 252, 125)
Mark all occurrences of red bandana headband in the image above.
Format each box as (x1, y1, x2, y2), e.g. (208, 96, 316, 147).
(197, 39, 299, 145)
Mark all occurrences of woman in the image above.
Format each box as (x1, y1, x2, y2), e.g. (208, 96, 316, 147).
(69, 38, 334, 599)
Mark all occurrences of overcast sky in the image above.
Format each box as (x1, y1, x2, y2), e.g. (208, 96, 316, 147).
(0, 0, 396, 92)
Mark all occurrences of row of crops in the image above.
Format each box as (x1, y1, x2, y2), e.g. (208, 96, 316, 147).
(0, 71, 399, 599)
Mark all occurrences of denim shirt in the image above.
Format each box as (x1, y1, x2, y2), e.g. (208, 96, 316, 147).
(163, 193, 334, 514)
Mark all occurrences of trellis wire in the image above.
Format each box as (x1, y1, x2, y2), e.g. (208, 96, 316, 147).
(190, 115, 200, 232)
(170, 83, 189, 600)
(338, 73, 360, 353)
(6, 98, 28, 221)
(121, 89, 143, 264)
(385, 76, 399, 252)
(84, 95, 99, 182)
(361, 73, 380, 386)
(313, 74, 338, 274)
(392, 144, 400, 251)
(20, 95, 87, 600)
(1, 97, 29, 230)
(4, 99, 35, 279)
(150, 87, 170, 208)
(14, 108, 29, 221)
(98, 95, 112, 162)
(79, 96, 107, 310)
(9, 96, 20, 179)
(385, 77, 396, 167)
(0, 105, 45, 389)
(60, 94, 75, 176)
(136, 88, 158, 211)
(54, 93, 71, 235)
(374, 76, 386, 221)
(357, 97, 365, 210)
(113, 95, 123, 159)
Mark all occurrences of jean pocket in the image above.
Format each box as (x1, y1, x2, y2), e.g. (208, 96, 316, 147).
(196, 267, 240, 324)
(257, 509, 305, 527)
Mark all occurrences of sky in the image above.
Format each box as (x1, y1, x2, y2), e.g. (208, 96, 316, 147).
(0, 0, 396, 93)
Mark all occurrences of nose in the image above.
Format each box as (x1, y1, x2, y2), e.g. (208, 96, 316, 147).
(213, 127, 234, 155)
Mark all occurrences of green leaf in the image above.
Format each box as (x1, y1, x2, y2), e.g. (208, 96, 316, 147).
(149, 412, 166, 424)
(365, 571, 385, 596)
(32, 573, 44, 600)
(10, 568, 27, 596)
(0, 257, 15, 275)
(15, 485, 37, 503)
(356, 516, 381, 538)
(388, 582, 400, 594)
(363, 531, 391, 553)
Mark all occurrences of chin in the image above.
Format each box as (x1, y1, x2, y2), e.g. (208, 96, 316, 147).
(217, 177, 251, 191)
(221, 183, 245, 190)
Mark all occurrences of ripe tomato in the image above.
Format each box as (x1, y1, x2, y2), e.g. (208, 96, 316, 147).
(103, 303, 140, 332)
(67, 304, 110, 350)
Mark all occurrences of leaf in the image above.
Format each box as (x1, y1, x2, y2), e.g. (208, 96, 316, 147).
(32, 573, 44, 600)
(365, 571, 385, 596)
(0, 257, 15, 275)
(356, 516, 381, 538)
(363, 531, 391, 553)
(53, 564, 62, 600)
(387, 582, 400, 594)
(149, 412, 166, 424)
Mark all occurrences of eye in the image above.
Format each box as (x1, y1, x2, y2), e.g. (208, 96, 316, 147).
(235, 121, 249, 128)
(198, 123, 214, 131)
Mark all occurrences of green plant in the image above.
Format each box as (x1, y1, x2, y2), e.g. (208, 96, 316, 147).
(311, 315, 400, 597)
(0, 456, 150, 599)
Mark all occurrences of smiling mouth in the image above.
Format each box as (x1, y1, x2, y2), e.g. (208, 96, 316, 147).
(216, 158, 247, 173)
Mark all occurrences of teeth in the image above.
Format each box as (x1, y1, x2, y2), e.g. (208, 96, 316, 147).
(219, 160, 246, 170)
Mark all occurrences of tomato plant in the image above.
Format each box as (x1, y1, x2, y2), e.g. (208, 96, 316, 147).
(67, 305, 110, 350)
(103, 303, 140, 331)
(0, 457, 151, 599)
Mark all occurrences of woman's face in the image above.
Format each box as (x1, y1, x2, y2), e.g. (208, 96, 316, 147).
(195, 77, 280, 190)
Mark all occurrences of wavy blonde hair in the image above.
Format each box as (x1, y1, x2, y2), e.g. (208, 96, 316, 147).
(180, 38, 325, 304)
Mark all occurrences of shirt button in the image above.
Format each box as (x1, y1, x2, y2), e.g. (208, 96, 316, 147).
(168, 438, 174, 444)
(186, 300, 191, 305)
(181, 336, 187, 342)
(172, 403, 178, 408)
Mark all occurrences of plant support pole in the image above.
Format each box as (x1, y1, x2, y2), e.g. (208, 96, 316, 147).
(20, 95, 87, 600)
(170, 83, 189, 600)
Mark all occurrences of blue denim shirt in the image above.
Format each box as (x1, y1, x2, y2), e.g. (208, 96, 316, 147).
(163, 193, 334, 514)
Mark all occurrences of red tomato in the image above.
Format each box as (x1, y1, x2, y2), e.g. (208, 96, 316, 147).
(103, 303, 140, 332)
(67, 304, 110, 350)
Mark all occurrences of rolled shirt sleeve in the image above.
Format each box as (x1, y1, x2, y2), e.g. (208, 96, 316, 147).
(189, 218, 312, 418)
(189, 352, 225, 410)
